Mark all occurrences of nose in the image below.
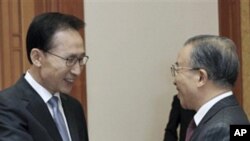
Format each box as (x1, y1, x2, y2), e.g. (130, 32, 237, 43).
(71, 62, 83, 76)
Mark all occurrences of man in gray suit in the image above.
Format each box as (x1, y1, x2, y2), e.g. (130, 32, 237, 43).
(0, 12, 89, 141)
(171, 35, 249, 141)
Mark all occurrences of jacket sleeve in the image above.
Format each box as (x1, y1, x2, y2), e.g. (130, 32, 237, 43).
(0, 98, 33, 141)
(163, 95, 181, 141)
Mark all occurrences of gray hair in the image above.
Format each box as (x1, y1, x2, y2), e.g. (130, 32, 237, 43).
(184, 35, 239, 88)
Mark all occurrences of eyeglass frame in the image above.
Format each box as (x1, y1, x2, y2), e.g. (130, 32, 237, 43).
(45, 51, 89, 67)
(171, 64, 199, 77)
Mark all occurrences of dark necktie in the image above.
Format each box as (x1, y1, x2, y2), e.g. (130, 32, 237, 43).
(185, 119, 196, 141)
(48, 96, 70, 141)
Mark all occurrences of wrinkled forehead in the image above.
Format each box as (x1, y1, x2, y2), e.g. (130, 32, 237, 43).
(176, 44, 193, 66)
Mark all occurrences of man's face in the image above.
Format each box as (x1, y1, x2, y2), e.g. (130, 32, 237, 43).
(40, 29, 85, 94)
(173, 45, 198, 110)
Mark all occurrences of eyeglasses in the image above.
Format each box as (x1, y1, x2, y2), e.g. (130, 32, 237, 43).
(46, 51, 89, 67)
(171, 64, 199, 77)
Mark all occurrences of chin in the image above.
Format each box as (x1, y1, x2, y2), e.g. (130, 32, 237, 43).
(62, 82, 74, 93)
(60, 87, 72, 95)
(179, 100, 187, 109)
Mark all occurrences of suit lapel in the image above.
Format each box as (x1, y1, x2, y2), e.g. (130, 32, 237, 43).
(16, 77, 63, 141)
(27, 96, 63, 141)
(191, 95, 238, 140)
(61, 95, 79, 141)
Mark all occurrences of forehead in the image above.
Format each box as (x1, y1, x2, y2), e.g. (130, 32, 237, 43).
(176, 44, 193, 66)
(50, 29, 85, 54)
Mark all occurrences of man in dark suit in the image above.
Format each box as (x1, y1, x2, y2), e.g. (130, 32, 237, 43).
(0, 12, 89, 141)
(171, 35, 249, 141)
(163, 95, 195, 141)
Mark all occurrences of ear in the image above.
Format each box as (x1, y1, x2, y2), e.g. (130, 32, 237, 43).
(30, 48, 43, 67)
(197, 69, 208, 87)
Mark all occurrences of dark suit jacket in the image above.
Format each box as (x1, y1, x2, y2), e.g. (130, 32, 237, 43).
(164, 95, 196, 141)
(190, 95, 249, 141)
(0, 76, 89, 141)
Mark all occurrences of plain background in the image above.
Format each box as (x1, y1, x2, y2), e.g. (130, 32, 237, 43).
(84, 0, 218, 140)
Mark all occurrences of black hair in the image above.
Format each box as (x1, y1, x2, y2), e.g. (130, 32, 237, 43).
(26, 12, 84, 64)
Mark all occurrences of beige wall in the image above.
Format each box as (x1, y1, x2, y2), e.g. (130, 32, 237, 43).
(84, 0, 218, 140)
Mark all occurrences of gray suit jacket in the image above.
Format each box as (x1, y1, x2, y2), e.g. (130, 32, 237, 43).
(0, 76, 89, 141)
(191, 95, 249, 141)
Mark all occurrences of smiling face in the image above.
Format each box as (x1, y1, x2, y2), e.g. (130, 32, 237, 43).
(173, 44, 199, 110)
(38, 29, 85, 94)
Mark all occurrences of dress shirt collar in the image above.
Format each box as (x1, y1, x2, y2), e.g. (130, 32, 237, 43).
(194, 91, 233, 126)
(24, 71, 60, 103)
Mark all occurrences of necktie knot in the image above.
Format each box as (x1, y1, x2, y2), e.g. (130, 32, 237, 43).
(189, 119, 196, 129)
(48, 96, 59, 108)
